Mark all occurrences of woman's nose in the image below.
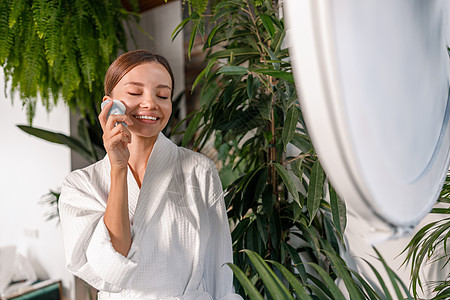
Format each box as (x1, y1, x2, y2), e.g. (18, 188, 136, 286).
(140, 94, 158, 109)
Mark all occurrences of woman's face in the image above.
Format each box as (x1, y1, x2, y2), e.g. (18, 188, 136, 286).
(108, 62, 172, 140)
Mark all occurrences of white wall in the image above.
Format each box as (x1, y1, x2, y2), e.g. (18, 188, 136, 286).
(0, 72, 74, 299)
(126, 1, 185, 100)
(344, 205, 448, 298)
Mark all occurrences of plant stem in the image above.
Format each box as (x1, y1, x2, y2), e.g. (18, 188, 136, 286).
(269, 77, 280, 207)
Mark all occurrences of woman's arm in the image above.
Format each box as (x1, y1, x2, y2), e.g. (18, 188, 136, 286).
(104, 167, 131, 256)
(99, 99, 134, 257)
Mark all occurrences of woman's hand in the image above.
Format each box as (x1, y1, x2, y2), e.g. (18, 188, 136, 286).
(99, 100, 134, 170)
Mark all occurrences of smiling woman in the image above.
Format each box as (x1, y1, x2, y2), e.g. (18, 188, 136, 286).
(58, 50, 242, 300)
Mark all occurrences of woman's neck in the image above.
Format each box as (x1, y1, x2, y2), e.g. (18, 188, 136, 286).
(127, 134, 158, 188)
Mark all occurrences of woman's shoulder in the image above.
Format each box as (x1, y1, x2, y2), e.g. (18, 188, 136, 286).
(176, 146, 217, 173)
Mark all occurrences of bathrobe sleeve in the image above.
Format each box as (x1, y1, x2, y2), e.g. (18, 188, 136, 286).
(59, 168, 139, 292)
(203, 166, 243, 300)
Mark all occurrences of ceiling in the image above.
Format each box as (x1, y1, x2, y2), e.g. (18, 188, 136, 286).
(136, 0, 178, 12)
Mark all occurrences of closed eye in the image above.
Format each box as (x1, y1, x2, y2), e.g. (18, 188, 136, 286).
(158, 95, 169, 99)
(128, 92, 142, 96)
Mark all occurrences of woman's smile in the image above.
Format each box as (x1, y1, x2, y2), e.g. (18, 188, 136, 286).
(133, 114, 160, 122)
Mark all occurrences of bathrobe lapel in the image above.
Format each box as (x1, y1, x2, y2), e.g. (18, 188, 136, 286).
(132, 133, 178, 242)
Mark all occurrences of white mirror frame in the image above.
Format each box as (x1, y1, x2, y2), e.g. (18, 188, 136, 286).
(284, 0, 450, 235)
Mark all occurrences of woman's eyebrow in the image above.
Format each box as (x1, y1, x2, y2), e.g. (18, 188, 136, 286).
(124, 82, 171, 90)
(157, 84, 171, 90)
(124, 81, 144, 87)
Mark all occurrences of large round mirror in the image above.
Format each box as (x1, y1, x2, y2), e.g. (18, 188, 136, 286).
(284, 0, 450, 232)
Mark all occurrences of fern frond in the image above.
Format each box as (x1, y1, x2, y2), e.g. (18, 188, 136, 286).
(30, 0, 46, 38)
(0, 0, 13, 63)
(24, 97, 36, 125)
(8, 0, 27, 28)
(74, 0, 97, 91)
(191, 0, 209, 15)
(38, 0, 61, 66)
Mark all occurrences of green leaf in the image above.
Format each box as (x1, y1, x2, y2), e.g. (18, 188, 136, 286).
(188, 21, 198, 60)
(192, 58, 217, 93)
(290, 158, 303, 184)
(191, 67, 207, 93)
(209, 48, 259, 59)
(231, 218, 251, 245)
(247, 74, 254, 99)
(373, 248, 413, 300)
(273, 29, 286, 54)
(182, 112, 202, 146)
(255, 167, 268, 201)
(242, 250, 294, 300)
(262, 131, 273, 144)
(259, 14, 275, 39)
(253, 69, 294, 83)
(17, 125, 94, 162)
(362, 258, 393, 300)
(258, 95, 272, 121)
(171, 16, 190, 41)
(207, 24, 220, 47)
(262, 184, 275, 217)
(227, 263, 264, 300)
(307, 160, 324, 224)
(259, 42, 279, 69)
(274, 163, 300, 206)
(431, 207, 450, 214)
(307, 274, 335, 299)
(348, 269, 381, 300)
(218, 65, 248, 75)
(256, 214, 268, 245)
(282, 105, 298, 151)
(269, 209, 282, 252)
(330, 186, 347, 236)
(269, 260, 312, 300)
(290, 133, 312, 153)
(321, 240, 365, 300)
(308, 263, 347, 300)
(323, 217, 340, 255)
(200, 81, 219, 107)
(282, 242, 307, 284)
(17, 125, 65, 145)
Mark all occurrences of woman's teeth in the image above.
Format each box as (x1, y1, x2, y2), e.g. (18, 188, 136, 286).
(134, 115, 158, 120)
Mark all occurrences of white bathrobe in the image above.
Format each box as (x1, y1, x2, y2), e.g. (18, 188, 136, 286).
(59, 133, 242, 300)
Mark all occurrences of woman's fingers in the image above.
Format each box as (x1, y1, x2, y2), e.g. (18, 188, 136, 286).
(104, 129, 131, 150)
(103, 124, 132, 145)
(99, 100, 114, 130)
(105, 114, 134, 131)
(99, 100, 133, 168)
(99, 101, 133, 131)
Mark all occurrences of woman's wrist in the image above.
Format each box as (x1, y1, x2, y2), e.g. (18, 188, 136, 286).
(110, 165, 128, 176)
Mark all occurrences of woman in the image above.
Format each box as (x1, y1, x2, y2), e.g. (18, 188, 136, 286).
(59, 50, 242, 300)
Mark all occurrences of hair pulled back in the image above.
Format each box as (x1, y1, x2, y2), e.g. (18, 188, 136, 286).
(104, 50, 175, 99)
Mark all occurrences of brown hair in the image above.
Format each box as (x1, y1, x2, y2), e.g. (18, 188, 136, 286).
(104, 49, 175, 99)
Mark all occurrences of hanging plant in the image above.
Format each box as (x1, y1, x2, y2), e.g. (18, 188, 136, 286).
(0, 0, 139, 123)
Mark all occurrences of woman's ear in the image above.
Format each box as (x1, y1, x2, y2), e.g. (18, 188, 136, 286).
(102, 95, 112, 102)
